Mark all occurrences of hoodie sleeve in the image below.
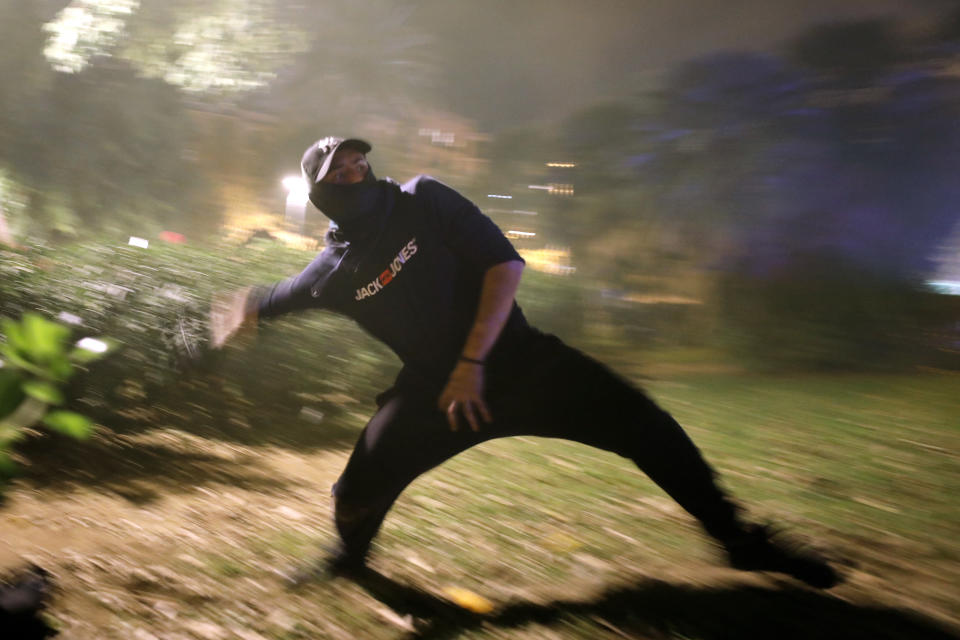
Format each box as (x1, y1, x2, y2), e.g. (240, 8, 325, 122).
(407, 176, 523, 272)
(254, 248, 340, 318)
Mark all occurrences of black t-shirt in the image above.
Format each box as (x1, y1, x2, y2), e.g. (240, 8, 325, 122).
(256, 175, 531, 387)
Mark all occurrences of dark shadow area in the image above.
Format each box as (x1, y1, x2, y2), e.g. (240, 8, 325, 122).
(79, 364, 366, 453)
(340, 569, 959, 640)
(102, 395, 362, 451)
(8, 430, 300, 505)
(4, 356, 367, 503)
(0, 565, 56, 640)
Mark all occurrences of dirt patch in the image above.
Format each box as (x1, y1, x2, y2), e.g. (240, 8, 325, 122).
(2, 424, 959, 639)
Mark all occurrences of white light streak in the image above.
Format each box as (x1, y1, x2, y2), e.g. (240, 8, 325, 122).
(76, 337, 108, 353)
(57, 312, 84, 326)
(487, 194, 513, 199)
(928, 280, 960, 295)
(487, 208, 539, 216)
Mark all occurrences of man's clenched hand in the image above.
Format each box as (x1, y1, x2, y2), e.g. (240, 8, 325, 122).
(437, 361, 492, 432)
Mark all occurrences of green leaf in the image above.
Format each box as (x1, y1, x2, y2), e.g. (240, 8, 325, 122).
(0, 347, 42, 376)
(0, 451, 17, 479)
(47, 356, 74, 381)
(0, 318, 26, 351)
(0, 318, 23, 343)
(42, 411, 93, 439)
(22, 313, 70, 362)
(22, 380, 64, 405)
(0, 370, 26, 419)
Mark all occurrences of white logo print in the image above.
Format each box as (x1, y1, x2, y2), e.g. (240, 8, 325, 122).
(354, 238, 418, 301)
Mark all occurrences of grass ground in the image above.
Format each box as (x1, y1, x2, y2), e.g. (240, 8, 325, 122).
(1, 371, 958, 639)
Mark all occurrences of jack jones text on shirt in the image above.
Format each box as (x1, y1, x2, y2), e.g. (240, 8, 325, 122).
(355, 238, 418, 301)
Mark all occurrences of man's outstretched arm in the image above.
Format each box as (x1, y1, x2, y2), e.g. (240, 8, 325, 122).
(209, 249, 340, 349)
(437, 259, 524, 431)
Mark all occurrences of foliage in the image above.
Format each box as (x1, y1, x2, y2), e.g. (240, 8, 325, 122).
(0, 240, 604, 452)
(125, 0, 311, 94)
(497, 15, 960, 373)
(0, 241, 400, 442)
(498, 12, 960, 283)
(0, 313, 111, 479)
(0, 0, 434, 238)
(43, 0, 140, 74)
(715, 254, 960, 372)
(2, 235, 954, 473)
(42, 0, 309, 94)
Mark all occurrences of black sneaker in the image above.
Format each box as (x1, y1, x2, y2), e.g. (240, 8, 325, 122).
(0, 565, 52, 615)
(0, 565, 55, 639)
(723, 524, 841, 589)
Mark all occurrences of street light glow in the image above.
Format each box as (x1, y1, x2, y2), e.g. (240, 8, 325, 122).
(282, 175, 308, 194)
(283, 175, 310, 207)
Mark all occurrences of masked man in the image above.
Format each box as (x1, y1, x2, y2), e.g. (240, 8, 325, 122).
(211, 136, 840, 589)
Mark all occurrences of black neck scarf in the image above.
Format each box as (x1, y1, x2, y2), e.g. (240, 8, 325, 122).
(310, 169, 395, 243)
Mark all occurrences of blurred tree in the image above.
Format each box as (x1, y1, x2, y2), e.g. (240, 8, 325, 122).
(478, 126, 555, 199)
(43, 0, 139, 74)
(628, 52, 815, 276)
(0, 0, 52, 140)
(122, 0, 310, 96)
(41, 0, 309, 97)
(0, 0, 435, 237)
(240, 0, 438, 181)
(630, 28, 960, 281)
(556, 101, 647, 193)
(83, 1, 430, 231)
(639, 17, 960, 368)
(509, 13, 960, 366)
(790, 19, 905, 83)
(42, 60, 206, 233)
(0, 0, 55, 235)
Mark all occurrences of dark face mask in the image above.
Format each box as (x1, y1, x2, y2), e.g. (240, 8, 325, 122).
(309, 168, 383, 237)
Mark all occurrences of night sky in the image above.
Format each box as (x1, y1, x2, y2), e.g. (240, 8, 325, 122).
(411, 0, 958, 130)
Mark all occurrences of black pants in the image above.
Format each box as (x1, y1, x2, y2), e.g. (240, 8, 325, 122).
(332, 332, 744, 560)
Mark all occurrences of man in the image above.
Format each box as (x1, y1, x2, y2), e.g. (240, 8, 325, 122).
(211, 136, 840, 589)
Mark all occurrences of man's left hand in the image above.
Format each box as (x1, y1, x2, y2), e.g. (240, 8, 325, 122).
(437, 361, 492, 432)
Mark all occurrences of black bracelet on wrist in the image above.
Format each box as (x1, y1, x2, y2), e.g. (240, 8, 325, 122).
(459, 355, 485, 365)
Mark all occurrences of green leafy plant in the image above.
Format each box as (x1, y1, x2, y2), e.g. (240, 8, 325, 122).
(0, 313, 113, 478)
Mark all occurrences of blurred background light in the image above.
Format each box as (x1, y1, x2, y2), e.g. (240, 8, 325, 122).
(927, 280, 960, 295)
(76, 337, 108, 353)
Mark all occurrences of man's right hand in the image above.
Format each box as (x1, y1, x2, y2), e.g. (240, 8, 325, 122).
(209, 286, 256, 349)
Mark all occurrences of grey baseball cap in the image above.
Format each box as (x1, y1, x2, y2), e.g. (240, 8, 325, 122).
(300, 136, 372, 184)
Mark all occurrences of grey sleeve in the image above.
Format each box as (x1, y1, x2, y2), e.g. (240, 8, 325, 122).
(254, 252, 335, 318)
